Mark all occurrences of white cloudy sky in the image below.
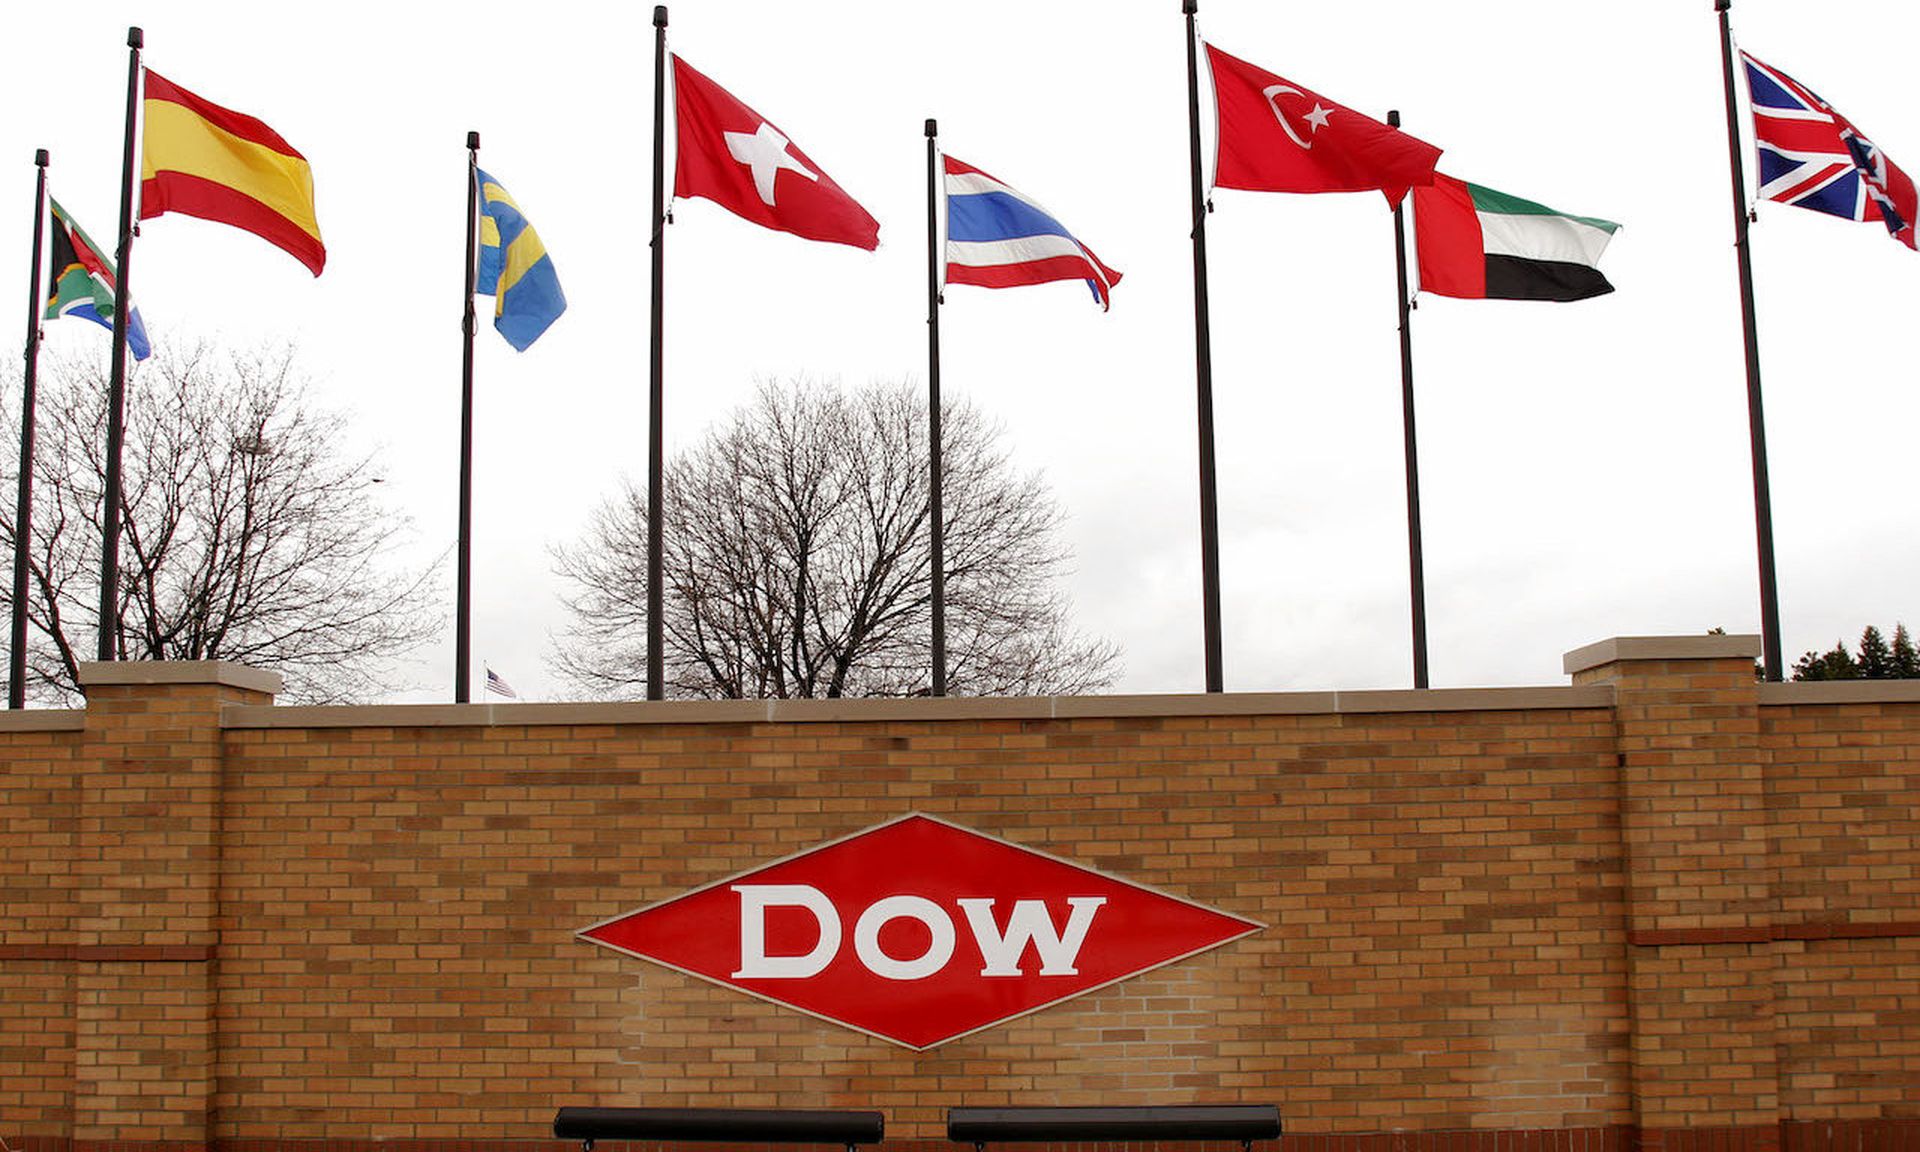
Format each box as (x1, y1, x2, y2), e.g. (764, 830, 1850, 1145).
(3, 1, 1917, 702)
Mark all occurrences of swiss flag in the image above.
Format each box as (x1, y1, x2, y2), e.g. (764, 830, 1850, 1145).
(1207, 43, 1440, 206)
(672, 56, 880, 250)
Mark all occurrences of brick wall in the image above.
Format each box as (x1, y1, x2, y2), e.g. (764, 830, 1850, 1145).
(0, 711, 81, 1140)
(1, 638, 1916, 1152)
(1759, 687, 1920, 1123)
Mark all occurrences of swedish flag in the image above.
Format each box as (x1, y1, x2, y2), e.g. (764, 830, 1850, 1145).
(475, 168, 566, 350)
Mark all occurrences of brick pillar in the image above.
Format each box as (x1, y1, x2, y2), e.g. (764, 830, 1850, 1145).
(71, 661, 279, 1149)
(1564, 636, 1778, 1152)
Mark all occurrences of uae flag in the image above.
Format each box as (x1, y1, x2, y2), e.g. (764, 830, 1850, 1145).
(1412, 174, 1617, 301)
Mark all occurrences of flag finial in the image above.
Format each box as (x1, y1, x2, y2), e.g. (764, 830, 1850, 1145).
(1182, 0, 1197, 15)
(925, 119, 937, 139)
(127, 26, 142, 48)
(654, 5, 668, 27)
(467, 130, 480, 151)
(35, 148, 48, 168)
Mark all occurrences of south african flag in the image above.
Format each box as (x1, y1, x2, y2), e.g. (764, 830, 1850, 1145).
(46, 197, 150, 360)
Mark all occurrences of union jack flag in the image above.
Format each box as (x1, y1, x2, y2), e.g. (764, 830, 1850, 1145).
(1742, 50, 1917, 250)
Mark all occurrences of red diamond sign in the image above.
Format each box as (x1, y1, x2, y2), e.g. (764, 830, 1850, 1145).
(578, 813, 1262, 1050)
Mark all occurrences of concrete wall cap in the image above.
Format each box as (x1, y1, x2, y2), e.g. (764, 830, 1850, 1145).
(1759, 680, 1920, 705)
(0, 709, 85, 731)
(77, 660, 283, 696)
(1563, 634, 1761, 675)
(221, 684, 1614, 730)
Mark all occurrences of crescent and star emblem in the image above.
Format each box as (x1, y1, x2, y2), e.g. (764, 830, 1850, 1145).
(1262, 85, 1334, 150)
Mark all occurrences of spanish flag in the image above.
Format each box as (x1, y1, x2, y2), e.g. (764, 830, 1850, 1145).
(140, 70, 325, 275)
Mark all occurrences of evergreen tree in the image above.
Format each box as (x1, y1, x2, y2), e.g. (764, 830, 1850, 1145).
(1858, 625, 1895, 679)
(1787, 623, 1920, 681)
(1894, 624, 1920, 679)
(1792, 642, 1859, 681)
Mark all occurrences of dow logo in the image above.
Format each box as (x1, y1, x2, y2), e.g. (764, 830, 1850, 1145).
(578, 813, 1262, 1050)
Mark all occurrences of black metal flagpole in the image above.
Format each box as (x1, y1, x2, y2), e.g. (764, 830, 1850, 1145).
(1387, 110, 1430, 690)
(1715, 0, 1783, 681)
(925, 118, 947, 697)
(648, 4, 669, 701)
(456, 130, 480, 703)
(96, 26, 142, 662)
(1183, 0, 1223, 694)
(11, 149, 49, 708)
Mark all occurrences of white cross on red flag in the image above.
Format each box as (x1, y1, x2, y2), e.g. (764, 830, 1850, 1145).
(672, 55, 880, 250)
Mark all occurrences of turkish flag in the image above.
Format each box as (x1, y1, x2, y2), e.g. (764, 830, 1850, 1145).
(672, 56, 880, 250)
(1207, 43, 1440, 206)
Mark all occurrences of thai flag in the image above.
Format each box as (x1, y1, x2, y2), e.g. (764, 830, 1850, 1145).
(942, 155, 1122, 309)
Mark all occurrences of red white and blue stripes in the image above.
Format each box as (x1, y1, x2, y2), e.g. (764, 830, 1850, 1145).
(1741, 50, 1918, 248)
(942, 155, 1121, 309)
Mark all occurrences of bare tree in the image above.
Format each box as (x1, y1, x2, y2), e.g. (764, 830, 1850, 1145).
(553, 378, 1117, 699)
(0, 342, 437, 704)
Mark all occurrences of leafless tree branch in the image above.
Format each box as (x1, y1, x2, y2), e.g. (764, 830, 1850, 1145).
(0, 342, 438, 705)
(552, 378, 1117, 699)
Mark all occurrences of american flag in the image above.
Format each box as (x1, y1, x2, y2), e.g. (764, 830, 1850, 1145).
(1742, 50, 1918, 250)
(484, 667, 518, 699)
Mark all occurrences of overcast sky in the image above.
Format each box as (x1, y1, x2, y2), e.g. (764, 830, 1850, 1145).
(4, 1, 1918, 702)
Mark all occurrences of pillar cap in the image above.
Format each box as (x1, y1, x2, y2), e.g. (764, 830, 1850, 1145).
(77, 660, 283, 695)
(1563, 634, 1760, 676)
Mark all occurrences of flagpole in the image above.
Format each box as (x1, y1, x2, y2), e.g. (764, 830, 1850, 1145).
(924, 118, 947, 697)
(647, 4, 669, 701)
(456, 130, 480, 703)
(1715, 0, 1783, 681)
(1387, 110, 1429, 690)
(96, 26, 142, 662)
(11, 149, 49, 708)
(1183, 0, 1224, 694)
